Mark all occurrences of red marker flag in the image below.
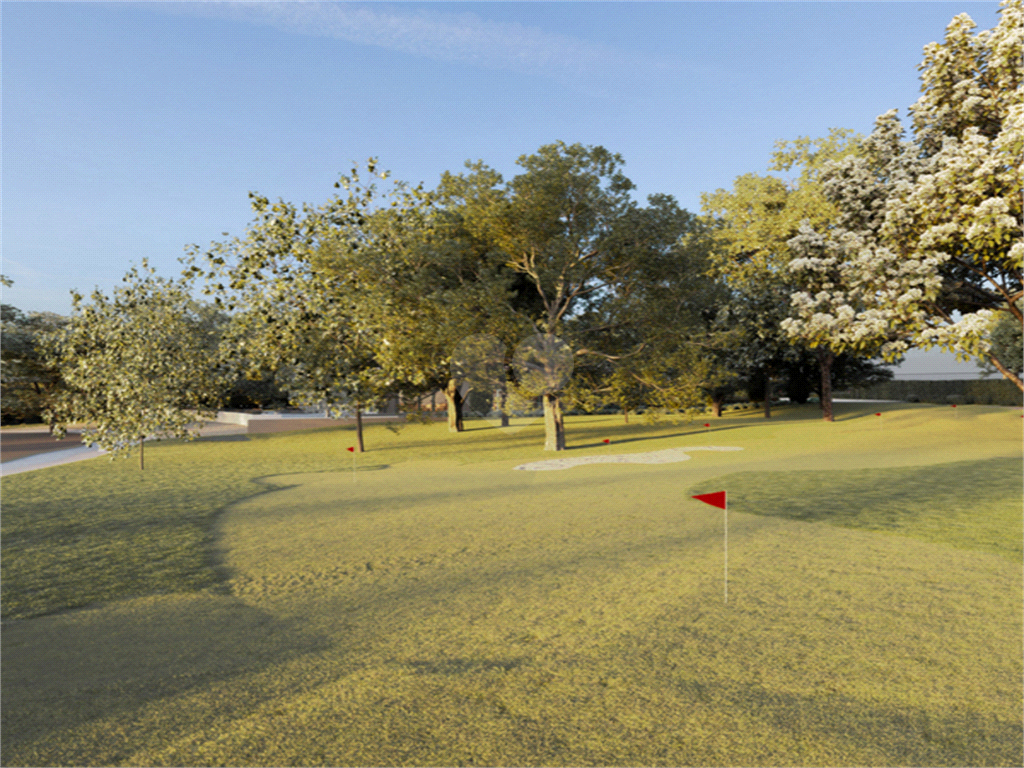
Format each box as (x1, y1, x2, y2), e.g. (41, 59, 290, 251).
(875, 412, 882, 417)
(692, 491, 726, 510)
(703, 423, 710, 428)
(602, 438, 610, 444)
(347, 446, 355, 452)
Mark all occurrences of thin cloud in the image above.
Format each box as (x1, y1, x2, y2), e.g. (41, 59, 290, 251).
(161, 2, 638, 82)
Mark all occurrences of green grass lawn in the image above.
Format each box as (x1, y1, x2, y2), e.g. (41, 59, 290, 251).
(2, 402, 1022, 766)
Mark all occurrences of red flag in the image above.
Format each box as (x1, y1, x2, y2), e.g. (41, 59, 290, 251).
(347, 446, 355, 452)
(692, 491, 726, 510)
(602, 438, 610, 444)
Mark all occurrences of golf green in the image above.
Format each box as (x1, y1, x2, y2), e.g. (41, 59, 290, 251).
(2, 403, 1021, 766)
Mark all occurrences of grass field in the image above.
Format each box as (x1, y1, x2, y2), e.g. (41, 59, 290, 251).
(2, 402, 1021, 766)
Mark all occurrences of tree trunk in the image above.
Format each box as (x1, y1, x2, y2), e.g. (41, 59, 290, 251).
(989, 352, 1024, 392)
(623, 409, 629, 424)
(763, 368, 772, 419)
(713, 399, 723, 418)
(445, 378, 465, 432)
(816, 348, 835, 422)
(495, 384, 509, 427)
(543, 392, 566, 451)
(355, 407, 365, 452)
(139, 437, 144, 471)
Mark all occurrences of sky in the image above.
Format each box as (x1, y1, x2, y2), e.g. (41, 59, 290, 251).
(1, 1, 1004, 379)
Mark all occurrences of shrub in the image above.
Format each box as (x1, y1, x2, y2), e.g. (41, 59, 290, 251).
(837, 379, 1022, 407)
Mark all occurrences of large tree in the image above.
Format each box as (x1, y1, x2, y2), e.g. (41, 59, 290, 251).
(783, 1, 1022, 391)
(701, 129, 868, 421)
(188, 168, 398, 453)
(41, 263, 224, 470)
(451, 142, 697, 450)
(1, 277, 67, 426)
(374, 164, 529, 433)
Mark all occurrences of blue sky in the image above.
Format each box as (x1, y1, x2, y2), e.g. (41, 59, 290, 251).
(2, 1, 1002, 378)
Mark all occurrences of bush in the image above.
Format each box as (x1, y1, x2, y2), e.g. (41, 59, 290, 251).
(836, 379, 1022, 407)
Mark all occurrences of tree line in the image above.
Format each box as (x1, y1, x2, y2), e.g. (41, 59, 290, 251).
(3, 0, 1019, 464)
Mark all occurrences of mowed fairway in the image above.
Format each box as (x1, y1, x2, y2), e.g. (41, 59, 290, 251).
(2, 403, 1021, 766)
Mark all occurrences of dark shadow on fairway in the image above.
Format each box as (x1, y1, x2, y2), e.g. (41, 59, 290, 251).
(203, 476, 304, 592)
(666, 665, 1021, 765)
(692, 457, 1023, 560)
(197, 434, 250, 443)
(1, 595, 335, 765)
(565, 428, 746, 450)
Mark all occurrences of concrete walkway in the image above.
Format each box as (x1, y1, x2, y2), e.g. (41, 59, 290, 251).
(1, 445, 109, 477)
(0, 422, 248, 477)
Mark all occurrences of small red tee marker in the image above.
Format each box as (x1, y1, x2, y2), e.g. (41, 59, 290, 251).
(347, 446, 355, 452)
(602, 438, 610, 444)
(875, 412, 882, 417)
(951, 404, 957, 408)
(703, 423, 710, 428)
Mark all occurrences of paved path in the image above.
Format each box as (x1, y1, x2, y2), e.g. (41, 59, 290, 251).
(0, 422, 248, 477)
(0, 428, 89, 463)
(1, 445, 109, 476)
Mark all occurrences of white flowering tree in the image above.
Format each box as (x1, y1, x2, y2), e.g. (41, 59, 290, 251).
(783, 1, 1022, 393)
(703, 130, 867, 421)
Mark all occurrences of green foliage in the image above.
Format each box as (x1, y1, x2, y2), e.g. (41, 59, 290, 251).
(782, 2, 1022, 389)
(40, 262, 225, 461)
(981, 303, 1024, 377)
(1, 291, 67, 424)
(837, 378, 1023, 406)
(440, 142, 706, 449)
(699, 135, 865, 421)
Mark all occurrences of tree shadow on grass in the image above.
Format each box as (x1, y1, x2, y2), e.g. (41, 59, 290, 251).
(689, 457, 1023, 560)
(666, 669, 1021, 765)
(0, 592, 335, 766)
(565, 427, 747, 450)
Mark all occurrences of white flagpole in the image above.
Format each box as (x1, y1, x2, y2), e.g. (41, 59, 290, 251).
(724, 492, 728, 605)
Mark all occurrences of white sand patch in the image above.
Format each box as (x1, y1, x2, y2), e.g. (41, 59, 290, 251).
(512, 446, 743, 471)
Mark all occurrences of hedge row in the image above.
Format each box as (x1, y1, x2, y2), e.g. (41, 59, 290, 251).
(836, 378, 1022, 406)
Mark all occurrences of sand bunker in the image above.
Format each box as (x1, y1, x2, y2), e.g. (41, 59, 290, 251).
(513, 446, 743, 471)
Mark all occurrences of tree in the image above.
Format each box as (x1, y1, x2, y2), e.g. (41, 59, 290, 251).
(188, 169, 398, 453)
(368, 166, 531, 434)
(701, 130, 866, 421)
(1, 278, 67, 425)
(783, 2, 1022, 392)
(463, 142, 701, 450)
(715, 286, 799, 418)
(41, 263, 224, 470)
(979, 301, 1023, 378)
